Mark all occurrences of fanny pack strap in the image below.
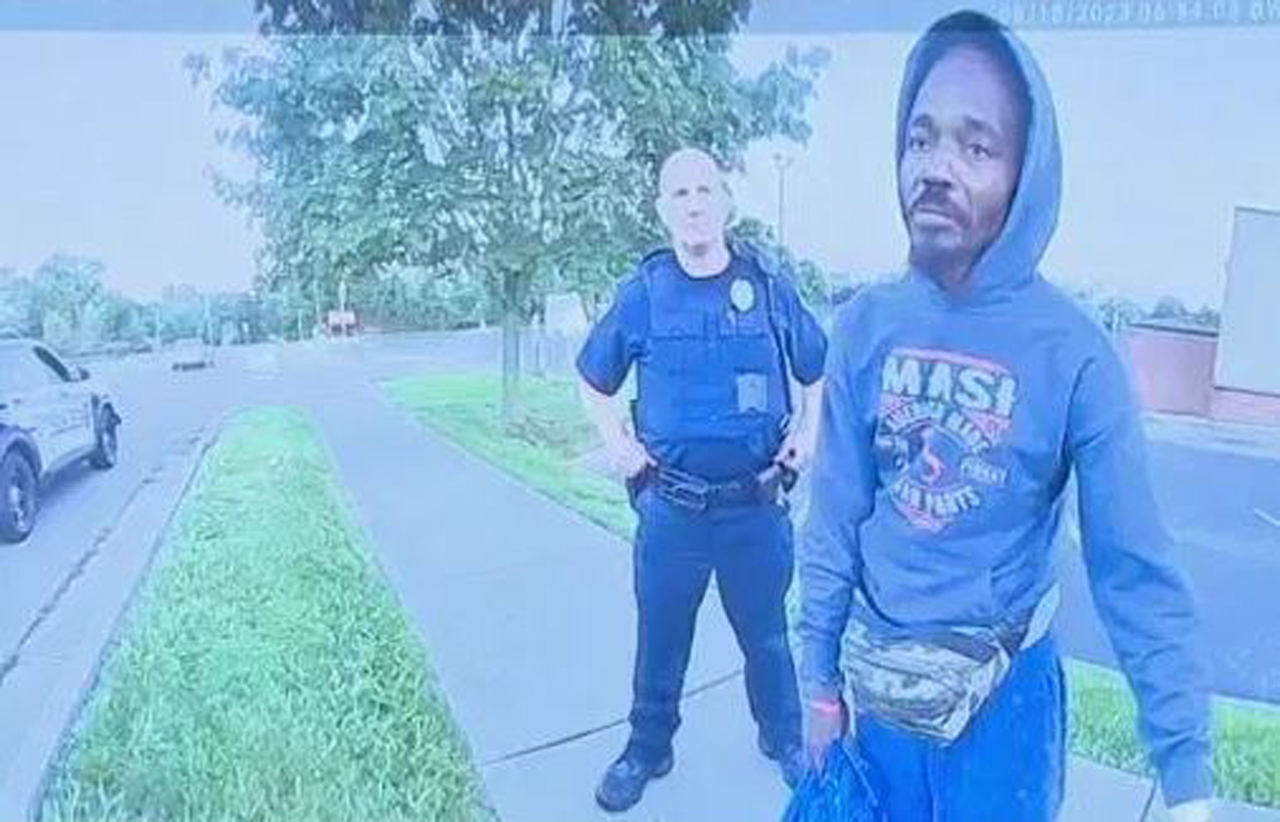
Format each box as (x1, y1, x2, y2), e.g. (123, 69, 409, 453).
(853, 580, 1061, 660)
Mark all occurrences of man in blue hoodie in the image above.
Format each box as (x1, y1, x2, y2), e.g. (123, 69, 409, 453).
(799, 11, 1214, 822)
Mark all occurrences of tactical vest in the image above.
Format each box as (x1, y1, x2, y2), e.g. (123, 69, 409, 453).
(632, 246, 792, 477)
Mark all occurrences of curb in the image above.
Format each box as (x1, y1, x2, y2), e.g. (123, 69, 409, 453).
(0, 415, 226, 822)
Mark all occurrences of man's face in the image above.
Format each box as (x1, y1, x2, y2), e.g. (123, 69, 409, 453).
(656, 150, 731, 251)
(898, 45, 1025, 277)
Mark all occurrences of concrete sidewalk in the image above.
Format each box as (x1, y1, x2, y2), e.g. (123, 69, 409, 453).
(303, 380, 1278, 822)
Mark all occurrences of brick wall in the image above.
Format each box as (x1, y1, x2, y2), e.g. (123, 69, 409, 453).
(1123, 325, 1217, 416)
(1121, 324, 1280, 425)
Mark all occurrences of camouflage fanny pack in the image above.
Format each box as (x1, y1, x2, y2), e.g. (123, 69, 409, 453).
(839, 584, 1059, 744)
(840, 616, 1018, 745)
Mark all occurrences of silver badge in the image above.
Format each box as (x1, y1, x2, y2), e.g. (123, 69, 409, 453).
(729, 278, 756, 313)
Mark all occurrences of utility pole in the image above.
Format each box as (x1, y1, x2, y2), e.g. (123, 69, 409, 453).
(773, 152, 794, 248)
(311, 279, 321, 338)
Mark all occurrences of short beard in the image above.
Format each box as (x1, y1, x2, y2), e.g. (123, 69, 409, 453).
(909, 240, 976, 289)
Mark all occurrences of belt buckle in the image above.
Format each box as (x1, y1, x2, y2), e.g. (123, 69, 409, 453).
(658, 467, 710, 513)
(667, 485, 710, 513)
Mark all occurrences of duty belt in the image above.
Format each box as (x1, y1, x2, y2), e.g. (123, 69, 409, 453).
(633, 462, 798, 512)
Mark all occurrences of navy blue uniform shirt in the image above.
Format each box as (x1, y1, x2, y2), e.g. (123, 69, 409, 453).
(578, 246, 827, 480)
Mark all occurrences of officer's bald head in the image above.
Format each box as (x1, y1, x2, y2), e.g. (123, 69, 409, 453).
(656, 148, 732, 254)
(658, 148, 723, 195)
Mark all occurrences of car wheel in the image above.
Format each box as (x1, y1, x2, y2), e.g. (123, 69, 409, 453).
(89, 407, 120, 470)
(0, 450, 39, 543)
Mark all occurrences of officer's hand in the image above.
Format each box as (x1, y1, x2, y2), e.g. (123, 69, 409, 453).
(805, 697, 848, 772)
(1168, 800, 1214, 822)
(779, 421, 819, 474)
(606, 431, 654, 479)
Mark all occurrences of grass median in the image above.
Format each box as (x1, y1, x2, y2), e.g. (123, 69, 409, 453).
(387, 372, 1280, 809)
(42, 407, 490, 822)
(1067, 659, 1279, 807)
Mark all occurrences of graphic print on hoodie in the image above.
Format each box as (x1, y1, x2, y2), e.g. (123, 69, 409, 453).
(798, 14, 1213, 807)
(876, 347, 1020, 533)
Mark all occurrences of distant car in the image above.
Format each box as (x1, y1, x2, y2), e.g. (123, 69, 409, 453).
(0, 339, 122, 543)
(170, 338, 215, 371)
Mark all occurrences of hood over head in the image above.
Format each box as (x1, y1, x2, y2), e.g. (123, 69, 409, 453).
(896, 10, 1063, 303)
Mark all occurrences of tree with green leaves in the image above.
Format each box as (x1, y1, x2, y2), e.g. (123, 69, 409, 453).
(0, 268, 38, 338)
(199, 0, 827, 416)
(1151, 294, 1193, 323)
(29, 254, 108, 351)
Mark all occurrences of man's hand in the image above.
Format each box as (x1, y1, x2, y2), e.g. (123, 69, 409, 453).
(1168, 800, 1213, 822)
(604, 429, 654, 479)
(805, 697, 848, 772)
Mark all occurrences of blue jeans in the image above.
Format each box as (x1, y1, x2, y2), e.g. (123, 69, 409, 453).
(626, 487, 803, 764)
(853, 636, 1067, 821)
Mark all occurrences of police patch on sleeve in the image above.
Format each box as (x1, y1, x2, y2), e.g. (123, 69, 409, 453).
(729, 278, 756, 313)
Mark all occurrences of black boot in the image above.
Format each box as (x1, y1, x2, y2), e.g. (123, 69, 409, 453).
(595, 748, 675, 813)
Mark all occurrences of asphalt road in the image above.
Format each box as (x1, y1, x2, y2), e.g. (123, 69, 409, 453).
(1057, 439, 1280, 703)
(3, 332, 1277, 704)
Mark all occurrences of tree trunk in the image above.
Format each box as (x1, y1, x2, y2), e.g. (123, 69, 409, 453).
(533, 325, 547, 378)
(501, 269, 522, 422)
(531, 299, 548, 378)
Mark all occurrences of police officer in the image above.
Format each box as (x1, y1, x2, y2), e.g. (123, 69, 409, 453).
(577, 147, 828, 813)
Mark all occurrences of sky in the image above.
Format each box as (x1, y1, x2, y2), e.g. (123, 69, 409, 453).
(0, 32, 260, 301)
(0, 3, 1277, 307)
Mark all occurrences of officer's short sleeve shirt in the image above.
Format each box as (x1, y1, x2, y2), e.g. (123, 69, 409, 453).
(576, 275, 648, 396)
(772, 275, 828, 385)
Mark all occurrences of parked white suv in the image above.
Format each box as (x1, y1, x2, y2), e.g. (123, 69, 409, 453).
(0, 339, 122, 543)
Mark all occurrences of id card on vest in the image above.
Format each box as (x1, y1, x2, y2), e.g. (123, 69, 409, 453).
(736, 372, 768, 412)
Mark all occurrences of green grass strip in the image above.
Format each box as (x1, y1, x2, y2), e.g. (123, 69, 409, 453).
(386, 372, 1280, 809)
(1066, 658, 1280, 808)
(41, 406, 491, 822)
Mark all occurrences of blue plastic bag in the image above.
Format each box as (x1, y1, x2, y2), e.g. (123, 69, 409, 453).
(781, 740, 885, 822)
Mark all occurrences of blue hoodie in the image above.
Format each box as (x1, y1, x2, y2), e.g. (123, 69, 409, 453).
(798, 13, 1213, 806)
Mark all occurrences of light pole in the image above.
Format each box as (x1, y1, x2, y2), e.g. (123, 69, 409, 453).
(338, 275, 349, 337)
(772, 152, 794, 248)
